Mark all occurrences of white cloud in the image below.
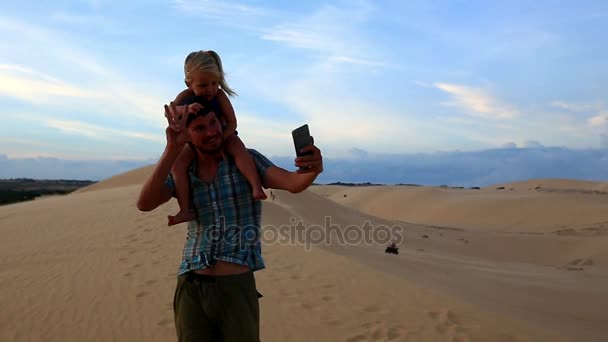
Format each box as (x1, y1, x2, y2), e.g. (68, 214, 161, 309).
(45, 119, 163, 142)
(0, 18, 170, 128)
(0, 64, 100, 103)
(551, 101, 601, 112)
(522, 140, 544, 148)
(588, 112, 608, 127)
(174, 1, 384, 69)
(173, 0, 272, 18)
(328, 56, 389, 67)
(434, 82, 519, 119)
(414, 80, 432, 88)
(260, 3, 381, 67)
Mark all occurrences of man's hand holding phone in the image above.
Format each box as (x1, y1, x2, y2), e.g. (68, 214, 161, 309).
(292, 124, 323, 174)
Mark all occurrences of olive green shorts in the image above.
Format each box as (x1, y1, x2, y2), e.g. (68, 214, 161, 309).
(173, 271, 261, 342)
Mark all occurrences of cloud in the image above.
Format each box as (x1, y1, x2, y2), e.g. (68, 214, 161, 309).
(175, 1, 384, 68)
(0, 154, 154, 180)
(434, 83, 519, 119)
(328, 56, 389, 67)
(588, 112, 608, 127)
(522, 140, 544, 148)
(173, 0, 272, 19)
(260, 2, 382, 67)
(551, 101, 600, 112)
(601, 134, 608, 149)
(0, 17, 170, 128)
(0, 64, 100, 103)
(44, 119, 163, 142)
(5, 146, 608, 186)
(222, 146, 608, 187)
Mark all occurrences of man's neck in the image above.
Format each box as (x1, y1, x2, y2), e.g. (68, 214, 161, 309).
(195, 149, 224, 168)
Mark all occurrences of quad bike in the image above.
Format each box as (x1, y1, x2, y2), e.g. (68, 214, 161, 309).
(385, 245, 399, 255)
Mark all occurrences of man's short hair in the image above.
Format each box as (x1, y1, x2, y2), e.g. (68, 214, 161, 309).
(178, 95, 215, 127)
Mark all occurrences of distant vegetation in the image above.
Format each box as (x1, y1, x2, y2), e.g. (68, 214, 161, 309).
(0, 178, 96, 206)
(324, 182, 385, 186)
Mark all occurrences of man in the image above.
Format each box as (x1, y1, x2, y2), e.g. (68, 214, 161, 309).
(136, 98, 323, 342)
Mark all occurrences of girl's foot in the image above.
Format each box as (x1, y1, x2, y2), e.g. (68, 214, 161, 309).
(253, 187, 267, 200)
(168, 209, 195, 226)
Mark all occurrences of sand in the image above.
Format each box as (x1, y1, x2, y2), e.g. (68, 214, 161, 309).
(1, 168, 607, 341)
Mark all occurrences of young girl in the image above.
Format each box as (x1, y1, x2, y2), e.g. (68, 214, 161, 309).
(168, 50, 266, 226)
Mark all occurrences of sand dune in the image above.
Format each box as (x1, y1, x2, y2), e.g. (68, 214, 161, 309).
(2, 168, 607, 341)
(74, 165, 155, 193)
(310, 181, 608, 233)
(491, 178, 608, 193)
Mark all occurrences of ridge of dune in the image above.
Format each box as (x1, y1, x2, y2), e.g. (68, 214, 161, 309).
(489, 178, 608, 193)
(310, 180, 608, 233)
(75, 165, 155, 193)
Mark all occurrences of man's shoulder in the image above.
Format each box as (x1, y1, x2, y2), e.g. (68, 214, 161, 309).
(246, 148, 265, 157)
(246, 149, 275, 172)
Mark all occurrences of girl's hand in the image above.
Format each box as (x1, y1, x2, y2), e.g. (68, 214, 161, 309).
(186, 103, 204, 116)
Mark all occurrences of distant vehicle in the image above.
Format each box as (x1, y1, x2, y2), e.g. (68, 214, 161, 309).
(385, 243, 399, 255)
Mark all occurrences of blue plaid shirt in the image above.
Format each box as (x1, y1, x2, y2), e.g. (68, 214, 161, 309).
(165, 149, 275, 276)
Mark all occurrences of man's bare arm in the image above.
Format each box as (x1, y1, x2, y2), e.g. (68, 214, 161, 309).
(263, 144, 323, 193)
(137, 102, 190, 211)
(137, 145, 179, 211)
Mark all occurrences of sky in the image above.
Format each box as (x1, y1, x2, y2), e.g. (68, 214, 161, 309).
(1, 0, 607, 185)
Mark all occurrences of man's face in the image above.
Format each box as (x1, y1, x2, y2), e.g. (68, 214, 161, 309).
(187, 111, 223, 153)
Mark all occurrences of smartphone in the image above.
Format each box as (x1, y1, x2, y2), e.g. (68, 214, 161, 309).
(292, 124, 314, 157)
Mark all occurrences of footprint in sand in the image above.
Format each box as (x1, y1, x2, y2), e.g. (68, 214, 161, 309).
(157, 318, 173, 327)
(347, 321, 406, 342)
(427, 309, 470, 336)
(143, 228, 152, 232)
(320, 283, 336, 289)
(321, 295, 334, 302)
(118, 257, 127, 262)
(569, 258, 594, 266)
(362, 304, 381, 313)
(136, 291, 149, 298)
(300, 303, 314, 310)
(326, 319, 343, 326)
(124, 272, 132, 277)
(144, 279, 157, 286)
(559, 258, 594, 271)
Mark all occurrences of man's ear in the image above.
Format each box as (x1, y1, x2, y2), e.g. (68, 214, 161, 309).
(185, 80, 190, 87)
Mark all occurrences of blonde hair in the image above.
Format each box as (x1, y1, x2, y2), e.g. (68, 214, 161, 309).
(184, 50, 236, 97)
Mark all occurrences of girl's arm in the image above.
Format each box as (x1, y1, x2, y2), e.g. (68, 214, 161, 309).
(175, 88, 194, 104)
(216, 89, 237, 139)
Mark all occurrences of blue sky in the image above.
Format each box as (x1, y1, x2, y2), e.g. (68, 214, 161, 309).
(1, 1, 607, 183)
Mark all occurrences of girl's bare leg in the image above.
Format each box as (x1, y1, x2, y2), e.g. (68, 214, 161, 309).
(224, 135, 267, 200)
(168, 145, 196, 226)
